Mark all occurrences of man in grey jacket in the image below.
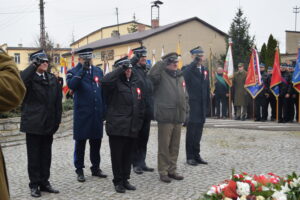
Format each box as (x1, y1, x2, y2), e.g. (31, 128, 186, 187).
(148, 52, 187, 183)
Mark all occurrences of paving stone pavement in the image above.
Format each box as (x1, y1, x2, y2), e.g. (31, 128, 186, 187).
(3, 121, 300, 200)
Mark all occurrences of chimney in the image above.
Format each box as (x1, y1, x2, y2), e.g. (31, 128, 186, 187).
(137, 24, 146, 32)
(18, 43, 23, 47)
(151, 1, 163, 29)
(151, 19, 159, 29)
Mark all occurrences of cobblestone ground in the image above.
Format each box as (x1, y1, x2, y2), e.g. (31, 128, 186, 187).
(3, 123, 300, 200)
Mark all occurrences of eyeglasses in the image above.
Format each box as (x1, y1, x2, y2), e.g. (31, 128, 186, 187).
(41, 60, 49, 64)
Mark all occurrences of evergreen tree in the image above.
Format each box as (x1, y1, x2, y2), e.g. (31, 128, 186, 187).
(128, 23, 138, 33)
(259, 43, 267, 65)
(228, 8, 255, 70)
(265, 34, 278, 68)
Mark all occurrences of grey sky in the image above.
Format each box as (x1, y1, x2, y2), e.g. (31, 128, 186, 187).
(0, 0, 298, 53)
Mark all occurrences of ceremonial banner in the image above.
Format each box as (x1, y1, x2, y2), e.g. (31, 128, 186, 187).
(244, 48, 263, 98)
(270, 49, 281, 97)
(292, 48, 300, 92)
(223, 43, 234, 87)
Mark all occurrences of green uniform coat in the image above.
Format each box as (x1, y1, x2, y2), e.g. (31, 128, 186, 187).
(148, 61, 187, 123)
(233, 70, 247, 106)
(0, 49, 26, 200)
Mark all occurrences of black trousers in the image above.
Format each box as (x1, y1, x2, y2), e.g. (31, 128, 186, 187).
(74, 139, 102, 172)
(278, 96, 290, 121)
(109, 136, 134, 186)
(289, 95, 299, 122)
(255, 95, 268, 120)
(186, 122, 204, 160)
(215, 95, 228, 117)
(265, 94, 276, 120)
(26, 133, 53, 188)
(132, 118, 151, 168)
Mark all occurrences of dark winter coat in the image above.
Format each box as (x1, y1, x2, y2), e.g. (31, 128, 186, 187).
(132, 64, 154, 120)
(214, 74, 229, 97)
(279, 71, 292, 97)
(102, 67, 145, 138)
(67, 63, 105, 140)
(20, 64, 62, 135)
(183, 63, 210, 124)
(149, 61, 187, 123)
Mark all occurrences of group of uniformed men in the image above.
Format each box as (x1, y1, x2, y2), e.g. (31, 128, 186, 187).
(212, 62, 298, 123)
(0, 43, 298, 199)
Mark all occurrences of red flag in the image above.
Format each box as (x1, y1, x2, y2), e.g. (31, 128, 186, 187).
(128, 47, 133, 58)
(270, 49, 281, 97)
(71, 51, 75, 67)
(62, 85, 69, 94)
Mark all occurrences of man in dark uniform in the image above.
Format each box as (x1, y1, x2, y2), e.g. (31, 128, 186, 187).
(67, 48, 107, 182)
(254, 63, 268, 121)
(265, 67, 276, 121)
(213, 67, 229, 119)
(288, 65, 298, 122)
(21, 50, 62, 197)
(130, 47, 154, 174)
(183, 46, 209, 166)
(278, 64, 292, 123)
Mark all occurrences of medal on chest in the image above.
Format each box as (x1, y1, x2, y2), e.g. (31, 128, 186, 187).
(136, 88, 141, 100)
(94, 76, 99, 87)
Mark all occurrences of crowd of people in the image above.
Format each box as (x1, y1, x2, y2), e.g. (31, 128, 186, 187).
(0, 44, 298, 199)
(211, 62, 298, 123)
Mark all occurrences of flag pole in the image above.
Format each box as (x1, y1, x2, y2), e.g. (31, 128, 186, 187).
(298, 94, 300, 123)
(253, 98, 255, 120)
(229, 88, 232, 119)
(276, 97, 279, 121)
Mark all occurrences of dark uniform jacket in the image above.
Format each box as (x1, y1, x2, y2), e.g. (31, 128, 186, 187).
(67, 63, 105, 140)
(183, 63, 210, 124)
(279, 71, 292, 97)
(214, 74, 229, 97)
(133, 64, 154, 120)
(102, 67, 145, 138)
(149, 61, 187, 123)
(256, 71, 269, 98)
(0, 49, 26, 200)
(20, 64, 62, 135)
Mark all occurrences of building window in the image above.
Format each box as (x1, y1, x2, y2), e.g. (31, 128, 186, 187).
(101, 50, 114, 61)
(54, 54, 60, 64)
(14, 53, 20, 64)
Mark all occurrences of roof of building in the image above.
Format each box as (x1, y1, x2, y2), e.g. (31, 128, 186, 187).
(70, 20, 151, 46)
(7, 47, 71, 51)
(64, 17, 228, 57)
(286, 30, 300, 33)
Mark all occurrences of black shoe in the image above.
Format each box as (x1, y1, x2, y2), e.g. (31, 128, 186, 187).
(271, 118, 276, 121)
(141, 166, 154, 172)
(92, 169, 107, 178)
(133, 166, 143, 174)
(30, 187, 41, 198)
(241, 117, 246, 121)
(159, 175, 172, 183)
(76, 169, 86, 182)
(234, 117, 241, 120)
(187, 159, 198, 166)
(168, 173, 184, 180)
(195, 157, 208, 165)
(254, 118, 260, 121)
(115, 184, 126, 193)
(123, 181, 136, 190)
(40, 184, 59, 193)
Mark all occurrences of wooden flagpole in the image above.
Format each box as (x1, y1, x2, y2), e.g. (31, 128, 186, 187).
(253, 98, 255, 120)
(298, 94, 300, 123)
(276, 97, 279, 121)
(229, 88, 232, 119)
